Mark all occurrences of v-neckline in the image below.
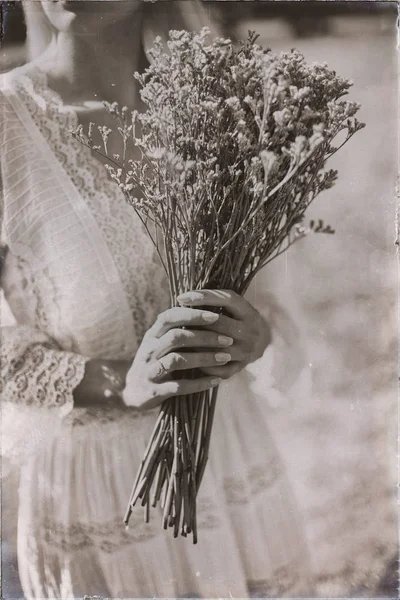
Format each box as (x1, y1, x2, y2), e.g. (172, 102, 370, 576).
(23, 63, 125, 181)
(1, 62, 144, 356)
(11, 62, 171, 339)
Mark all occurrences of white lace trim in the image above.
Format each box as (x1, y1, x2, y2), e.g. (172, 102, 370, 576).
(223, 458, 281, 504)
(32, 513, 310, 595)
(0, 325, 87, 413)
(38, 495, 223, 555)
(247, 561, 311, 597)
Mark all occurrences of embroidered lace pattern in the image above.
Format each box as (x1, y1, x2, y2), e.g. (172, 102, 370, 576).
(247, 561, 308, 597)
(0, 326, 87, 411)
(63, 405, 159, 429)
(195, 497, 222, 529)
(39, 498, 222, 554)
(32, 462, 285, 558)
(41, 516, 159, 552)
(11, 66, 169, 345)
(37, 515, 306, 596)
(2, 251, 79, 352)
(223, 458, 281, 504)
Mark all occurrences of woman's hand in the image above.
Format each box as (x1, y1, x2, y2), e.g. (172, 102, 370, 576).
(177, 289, 272, 380)
(123, 307, 229, 411)
(122, 289, 271, 411)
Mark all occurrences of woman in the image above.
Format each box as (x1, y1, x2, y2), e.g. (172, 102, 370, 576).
(1, 1, 312, 597)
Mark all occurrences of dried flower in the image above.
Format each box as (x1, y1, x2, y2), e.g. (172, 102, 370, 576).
(74, 29, 365, 543)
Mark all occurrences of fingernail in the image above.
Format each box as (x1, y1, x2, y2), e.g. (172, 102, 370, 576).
(177, 292, 204, 304)
(202, 312, 219, 323)
(218, 335, 233, 347)
(211, 378, 222, 386)
(215, 352, 231, 363)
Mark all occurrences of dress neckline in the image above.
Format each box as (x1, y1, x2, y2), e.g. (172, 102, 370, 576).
(4, 61, 169, 343)
(3, 61, 171, 344)
(27, 63, 119, 123)
(19, 63, 114, 160)
(9, 61, 131, 207)
(17, 62, 102, 115)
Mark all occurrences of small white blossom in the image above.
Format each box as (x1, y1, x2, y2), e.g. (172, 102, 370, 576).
(225, 96, 241, 111)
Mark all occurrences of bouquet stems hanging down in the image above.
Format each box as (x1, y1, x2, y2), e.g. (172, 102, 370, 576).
(73, 28, 365, 543)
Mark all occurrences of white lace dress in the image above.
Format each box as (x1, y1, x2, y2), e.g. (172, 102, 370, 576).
(0, 63, 312, 599)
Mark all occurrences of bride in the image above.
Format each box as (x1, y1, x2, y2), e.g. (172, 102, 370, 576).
(0, 1, 312, 597)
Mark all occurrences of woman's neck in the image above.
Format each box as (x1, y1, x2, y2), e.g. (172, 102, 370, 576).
(35, 19, 146, 108)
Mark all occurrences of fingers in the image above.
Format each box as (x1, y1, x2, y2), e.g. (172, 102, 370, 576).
(146, 306, 244, 345)
(201, 361, 244, 380)
(152, 328, 234, 358)
(177, 289, 256, 320)
(151, 350, 232, 380)
(128, 289, 267, 412)
(148, 307, 221, 338)
(203, 313, 245, 339)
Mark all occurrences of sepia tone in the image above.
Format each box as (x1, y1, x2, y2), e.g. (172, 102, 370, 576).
(1, 1, 398, 598)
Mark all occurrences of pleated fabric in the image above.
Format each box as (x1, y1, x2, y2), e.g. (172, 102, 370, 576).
(17, 372, 311, 599)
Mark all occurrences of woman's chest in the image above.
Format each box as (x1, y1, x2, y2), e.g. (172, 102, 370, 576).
(2, 84, 170, 357)
(69, 108, 171, 338)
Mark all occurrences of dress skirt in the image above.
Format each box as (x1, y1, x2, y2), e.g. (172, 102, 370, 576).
(15, 370, 312, 599)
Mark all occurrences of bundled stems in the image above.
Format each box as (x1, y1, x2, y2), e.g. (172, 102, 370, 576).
(123, 387, 217, 543)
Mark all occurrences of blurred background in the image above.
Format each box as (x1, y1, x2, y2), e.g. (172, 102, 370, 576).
(1, 1, 398, 598)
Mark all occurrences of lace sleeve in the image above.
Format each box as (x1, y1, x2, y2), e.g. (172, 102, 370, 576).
(0, 324, 88, 417)
(0, 82, 88, 416)
(0, 312, 89, 475)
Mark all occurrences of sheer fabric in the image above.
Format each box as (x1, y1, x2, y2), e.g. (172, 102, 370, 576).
(1, 63, 311, 599)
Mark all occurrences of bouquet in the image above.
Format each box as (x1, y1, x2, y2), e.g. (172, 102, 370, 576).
(73, 28, 365, 543)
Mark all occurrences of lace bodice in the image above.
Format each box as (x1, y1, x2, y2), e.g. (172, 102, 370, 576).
(0, 63, 170, 438)
(5, 64, 169, 346)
